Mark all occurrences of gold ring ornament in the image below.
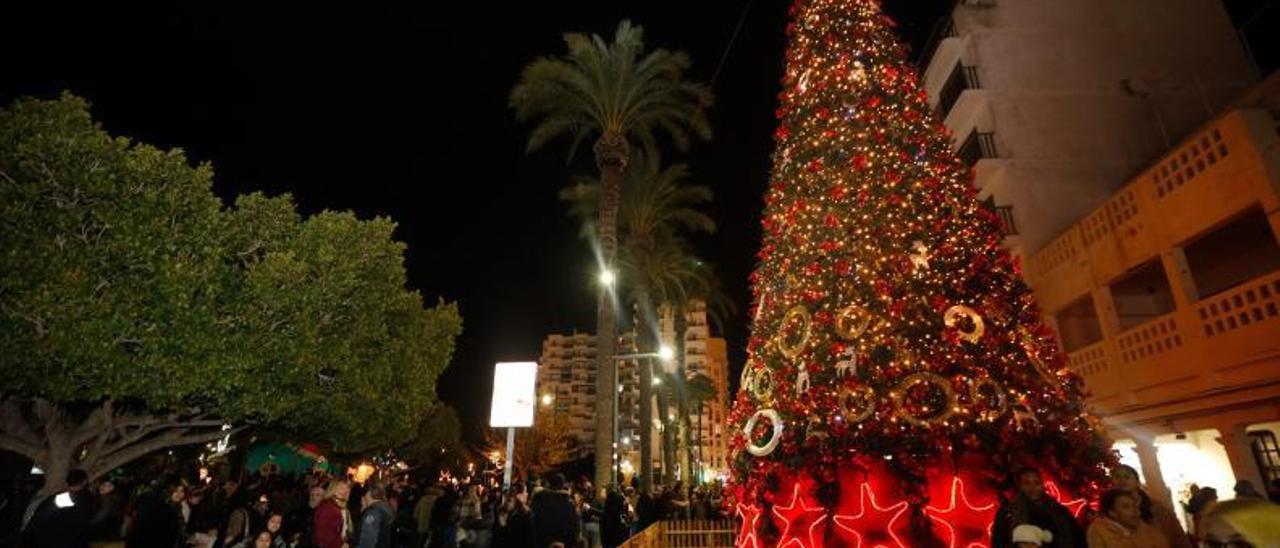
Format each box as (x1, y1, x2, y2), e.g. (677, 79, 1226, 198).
(744, 409, 785, 457)
(776, 305, 812, 359)
(968, 378, 1007, 422)
(943, 305, 985, 344)
(892, 372, 958, 427)
(838, 385, 877, 424)
(748, 367, 776, 402)
(834, 304, 873, 340)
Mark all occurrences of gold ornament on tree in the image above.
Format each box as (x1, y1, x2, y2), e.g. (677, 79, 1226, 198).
(838, 385, 877, 424)
(775, 305, 812, 359)
(834, 346, 859, 378)
(892, 372, 958, 427)
(908, 240, 930, 271)
(968, 378, 1007, 422)
(834, 304, 873, 340)
(795, 369, 811, 395)
(943, 304, 985, 343)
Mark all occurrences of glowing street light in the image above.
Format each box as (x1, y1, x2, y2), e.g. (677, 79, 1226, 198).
(598, 269, 616, 287)
(657, 345, 675, 362)
(541, 394, 554, 406)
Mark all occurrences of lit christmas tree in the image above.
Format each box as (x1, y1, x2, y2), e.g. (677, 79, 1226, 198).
(729, 1, 1115, 546)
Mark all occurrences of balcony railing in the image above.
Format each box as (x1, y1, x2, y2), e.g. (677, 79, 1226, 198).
(957, 131, 997, 167)
(937, 64, 981, 118)
(917, 15, 957, 70)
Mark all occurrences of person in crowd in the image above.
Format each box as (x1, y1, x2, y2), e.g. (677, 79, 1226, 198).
(230, 530, 275, 548)
(428, 484, 460, 548)
(601, 488, 629, 548)
(1233, 480, 1265, 500)
(457, 484, 483, 546)
(1198, 497, 1280, 548)
(127, 481, 186, 548)
(1012, 524, 1054, 547)
(581, 488, 603, 548)
(357, 481, 395, 548)
(313, 479, 353, 548)
(635, 489, 659, 532)
(494, 484, 534, 548)
(1108, 465, 1191, 548)
(1085, 489, 1168, 547)
(22, 468, 95, 548)
(1186, 486, 1219, 542)
(415, 482, 443, 544)
(991, 467, 1086, 548)
(90, 478, 125, 542)
(531, 473, 579, 548)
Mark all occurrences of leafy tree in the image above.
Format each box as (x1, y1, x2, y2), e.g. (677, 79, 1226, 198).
(512, 20, 712, 490)
(401, 403, 464, 476)
(503, 406, 573, 479)
(0, 95, 462, 510)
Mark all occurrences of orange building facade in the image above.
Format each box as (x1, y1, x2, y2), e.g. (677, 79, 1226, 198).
(1024, 79, 1280, 517)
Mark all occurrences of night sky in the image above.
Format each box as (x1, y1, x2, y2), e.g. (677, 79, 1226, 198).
(4, 1, 1270, 445)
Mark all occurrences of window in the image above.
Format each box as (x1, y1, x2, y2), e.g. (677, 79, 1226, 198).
(1250, 430, 1280, 484)
(1184, 207, 1280, 299)
(1110, 260, 1176, 331)
(1055, 295, 1103, 352)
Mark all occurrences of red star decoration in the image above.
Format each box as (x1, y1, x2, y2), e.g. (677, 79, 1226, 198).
(773, 483, 829, 548)
(735, 503, 763, 548)
(1045, 481, 1087, 518)
(833, 482, 908, 548)
(924, 477, 997, 548)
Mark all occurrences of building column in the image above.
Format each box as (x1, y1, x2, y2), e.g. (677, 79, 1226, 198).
(1133, 437, 1176, 511)
(1216, 423, 1266, 492)
(1160, 248, 1199, 307)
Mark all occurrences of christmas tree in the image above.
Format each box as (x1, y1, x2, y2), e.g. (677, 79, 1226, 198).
(729, 1, 1115, 546)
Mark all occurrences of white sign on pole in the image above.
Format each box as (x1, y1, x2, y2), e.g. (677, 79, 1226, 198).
(489, 361, 538, 428)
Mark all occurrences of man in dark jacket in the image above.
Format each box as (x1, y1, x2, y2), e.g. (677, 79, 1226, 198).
(357, 482, 395, 548)
(991, 467, 1086, 548)
(22, 469, 95, 548)
(530, 473, 579, 548)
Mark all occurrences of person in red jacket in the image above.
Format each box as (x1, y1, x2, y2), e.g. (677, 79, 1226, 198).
(312, 479, 352, 548)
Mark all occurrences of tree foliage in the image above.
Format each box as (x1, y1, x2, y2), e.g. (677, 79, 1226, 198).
(0, 95, 461, 492)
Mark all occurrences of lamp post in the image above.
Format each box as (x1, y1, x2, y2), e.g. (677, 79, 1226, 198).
(610, 345, 674, 487)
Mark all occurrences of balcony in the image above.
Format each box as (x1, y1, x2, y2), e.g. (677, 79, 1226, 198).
(936, 64, 980, 118)
(916, 15, 956, 71)
(1025, 109, 1280, 421)
(957, 131, 997, 167)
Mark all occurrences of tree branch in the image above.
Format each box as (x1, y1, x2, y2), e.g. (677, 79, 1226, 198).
(87, 425, 244, 481)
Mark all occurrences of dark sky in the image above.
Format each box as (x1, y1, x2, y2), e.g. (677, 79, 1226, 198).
(4, 1, 1270, 445)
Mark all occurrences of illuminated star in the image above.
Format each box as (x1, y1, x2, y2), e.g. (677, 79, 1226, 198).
(1044, 481, 1087, 518)
(833, 482, 908, 548)
(736, 503, 763, 548)
(923, 477, 997, 548)
(773, 483, 829, 548)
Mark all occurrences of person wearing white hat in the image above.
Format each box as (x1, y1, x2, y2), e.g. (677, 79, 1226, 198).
(1013, 524, 1054, 547)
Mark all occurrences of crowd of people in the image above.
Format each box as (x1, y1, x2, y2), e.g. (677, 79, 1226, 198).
(993, 465, 1280, 548)
(9, 460, 1280, 548)
(7, 464, 728, 548)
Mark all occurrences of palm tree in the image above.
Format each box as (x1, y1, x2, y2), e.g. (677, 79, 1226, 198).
(684, 373, 717, 484)
(561, 154, 715, 492)
(512, 20, 712, 490)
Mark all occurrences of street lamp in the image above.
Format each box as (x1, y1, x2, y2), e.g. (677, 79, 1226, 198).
(541, 393, 554, 407)
(598, 269, 616, 287)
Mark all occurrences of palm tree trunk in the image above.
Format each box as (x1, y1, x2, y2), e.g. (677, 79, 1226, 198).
(636, 296, 655, 494)
(657, 382, 675, 486)
(674, 307, 694, 491)
(592, 133, 627, 491)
